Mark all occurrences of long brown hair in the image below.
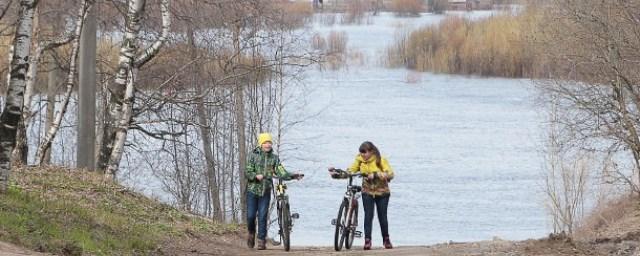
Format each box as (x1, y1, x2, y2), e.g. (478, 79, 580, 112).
(359, 141, 383, 171)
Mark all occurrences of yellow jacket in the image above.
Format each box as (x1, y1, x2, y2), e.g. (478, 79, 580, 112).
(348, 154, 394, 196)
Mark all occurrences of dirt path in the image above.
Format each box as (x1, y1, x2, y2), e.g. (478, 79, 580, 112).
(4, 231, 637, 256)
(170, 236, 582, 256)
(169, 233, 640, 256)
(0, 241, 49, 256)
(4, 236, 637, 256)
(223, 240, 546, 256)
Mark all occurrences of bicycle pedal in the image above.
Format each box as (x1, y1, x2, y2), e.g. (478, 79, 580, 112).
(331, 218, 337, 225)
(354, 231, 362, 238)
(291, 213, 300, 219)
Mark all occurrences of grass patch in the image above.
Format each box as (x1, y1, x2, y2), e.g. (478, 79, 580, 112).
(0, 167, 238, 255)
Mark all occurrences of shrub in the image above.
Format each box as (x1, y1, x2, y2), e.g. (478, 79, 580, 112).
(385, 7, 546, 78)
(390, 0, 425, 16)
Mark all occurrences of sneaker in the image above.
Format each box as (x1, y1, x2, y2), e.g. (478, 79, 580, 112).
(364, 238, 372, 250)
(383, 236, 393, 249)
(257, 239, 267, 250)
(247, 232, 255, 248)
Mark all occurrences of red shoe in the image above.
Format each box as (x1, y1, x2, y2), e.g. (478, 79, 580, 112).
(364, 239, 372, 250)
(383, 236, 393, 249)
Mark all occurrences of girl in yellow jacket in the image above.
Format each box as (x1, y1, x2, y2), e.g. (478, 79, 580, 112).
(331, 141, 394, 250)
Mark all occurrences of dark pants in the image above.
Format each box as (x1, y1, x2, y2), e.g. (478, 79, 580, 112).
(362, 193, 390, 240)
(247, 190, 271, 240)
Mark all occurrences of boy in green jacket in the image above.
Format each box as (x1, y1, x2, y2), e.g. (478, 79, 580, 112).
(245, 133, 303, 250)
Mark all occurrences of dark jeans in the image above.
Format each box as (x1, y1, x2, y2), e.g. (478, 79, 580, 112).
(362, 193, 390, 240)
(247, 190, 271, 240)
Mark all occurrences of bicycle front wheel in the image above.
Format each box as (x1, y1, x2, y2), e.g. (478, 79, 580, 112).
(280, 200, 291, 251)
(345, 201, 358, 249)
(334, 199, 348, 251)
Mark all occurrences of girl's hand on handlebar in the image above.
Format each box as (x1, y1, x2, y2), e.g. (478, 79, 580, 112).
(328, 167, 337, 177)
(367, 173, 374, 180)
(378, 172, 388, 181)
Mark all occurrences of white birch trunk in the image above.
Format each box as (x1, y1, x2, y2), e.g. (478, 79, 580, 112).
(104, 0, 171, 178)
(97, 0, 146, 172)
(13, 33, 74, 165)
(43, 53, 60, 165)
(0, 0, 38, 192)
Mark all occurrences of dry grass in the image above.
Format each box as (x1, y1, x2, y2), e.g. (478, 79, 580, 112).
(318, 13, 338, 26)
(386, 6, 546, 78)
(311, 32, 327, 51)
(390, 0, 424, 16)
(275, 0, 314, 28)
(327, 31, 348, 55)
(342, 0, 370, 24)
(323, 31, 349, 70)
(311, 31, 351, 70)
(575, 195, 640, 241)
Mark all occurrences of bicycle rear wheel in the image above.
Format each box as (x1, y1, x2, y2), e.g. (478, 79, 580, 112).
(333, 199, 348, 251)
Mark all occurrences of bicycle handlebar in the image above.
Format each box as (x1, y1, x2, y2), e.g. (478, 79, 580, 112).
(329, 168, 362, 178)
(271, 173, 304, 180)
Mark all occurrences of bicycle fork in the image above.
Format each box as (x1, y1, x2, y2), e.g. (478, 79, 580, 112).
(348, 196, 362, 238)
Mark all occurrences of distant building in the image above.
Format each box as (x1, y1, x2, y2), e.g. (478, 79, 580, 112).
(448, 0, 472, 10)
(447, 0, 494, 10)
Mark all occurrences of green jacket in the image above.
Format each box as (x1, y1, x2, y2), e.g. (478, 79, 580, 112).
(245, 147, 293, 196)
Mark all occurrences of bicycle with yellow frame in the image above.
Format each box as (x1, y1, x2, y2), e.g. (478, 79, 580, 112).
(272, 173, 303, 251)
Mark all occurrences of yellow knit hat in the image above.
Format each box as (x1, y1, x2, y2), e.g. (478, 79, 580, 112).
(258, 133, 273, 145)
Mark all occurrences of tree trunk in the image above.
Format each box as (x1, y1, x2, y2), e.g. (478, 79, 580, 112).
(77, 3, 97, 170)
(0, 0, 38, 193)
(13, 6, 74, 167)
(43, 53, 59, 165)
(233, 25, 248, 224)
(187, 20, 223, 221)
(11, 119, 28, 166)
(229, 117, 237, 223)
(11, 4, 40, 166)
(103, 0, 170, 178)
(98, 0, 146, 173)
(35, 0, 92, 165)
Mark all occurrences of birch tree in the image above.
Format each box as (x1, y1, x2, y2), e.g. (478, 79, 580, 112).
(98, 0, 171, 178)
(0, 0, 38, 193)
(13, 8, 78, 165)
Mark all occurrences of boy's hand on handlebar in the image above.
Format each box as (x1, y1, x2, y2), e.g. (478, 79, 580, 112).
(256, 174, 264, 181)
